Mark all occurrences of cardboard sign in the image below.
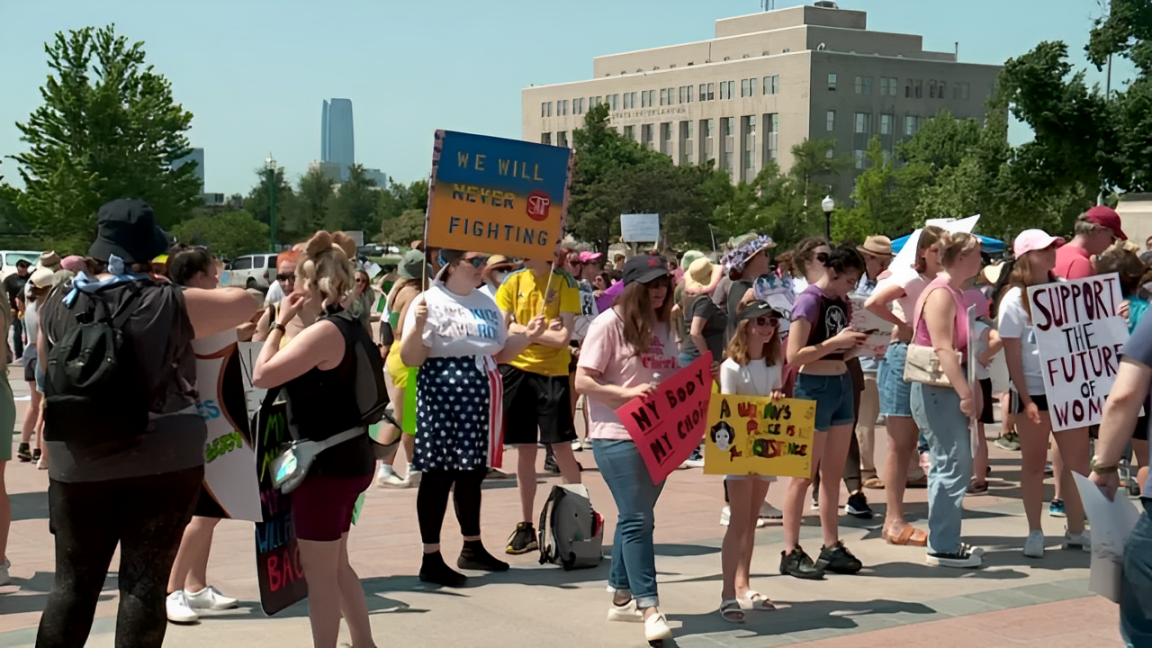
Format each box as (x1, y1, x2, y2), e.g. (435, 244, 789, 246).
(192, 331, 262, 521)
(427, 130, 573, 260)
(848, 294, 892, 360)
(1027, 273, 1130, 431)
(620, 213, 660, 243)
(703, 395, 816, 478)
(615, 353, 713, 485)
(254, 389, 308, 615)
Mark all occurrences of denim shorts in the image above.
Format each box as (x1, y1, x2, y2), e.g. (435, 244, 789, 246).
(878, 341, 914, 418)
(793, 372, 854, 432)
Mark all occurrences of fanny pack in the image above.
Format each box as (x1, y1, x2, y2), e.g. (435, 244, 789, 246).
(270, 426, 365, 494)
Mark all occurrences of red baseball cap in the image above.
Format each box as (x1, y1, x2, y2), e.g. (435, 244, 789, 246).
(1085, 205, 1126, 240)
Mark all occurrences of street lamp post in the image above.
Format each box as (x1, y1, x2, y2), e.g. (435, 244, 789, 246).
(822, 195, 834, 240)
(265, 154, 277, 252)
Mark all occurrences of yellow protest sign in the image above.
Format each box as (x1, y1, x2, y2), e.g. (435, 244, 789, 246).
(703, 395, 816, 478)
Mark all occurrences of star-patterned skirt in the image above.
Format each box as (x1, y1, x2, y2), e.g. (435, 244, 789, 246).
(412, 356, 504, 472)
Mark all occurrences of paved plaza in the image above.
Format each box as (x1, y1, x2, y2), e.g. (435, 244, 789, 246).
(0, 369, 1123, 647)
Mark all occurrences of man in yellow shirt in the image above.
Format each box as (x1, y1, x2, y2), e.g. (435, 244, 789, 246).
(496, 256, 583, 554)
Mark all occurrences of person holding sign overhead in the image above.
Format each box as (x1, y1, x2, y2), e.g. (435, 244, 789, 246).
(576, 254, 678, 644)
(908, 232, 985, 569)
(496, 256, 583, 555)
(998, 230, 1090, 558)
(781, 245, 868, 580)
(717, 299, 785, 622)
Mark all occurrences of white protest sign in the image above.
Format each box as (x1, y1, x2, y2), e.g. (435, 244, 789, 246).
(621, 213, 660, 243)
(880, 215, 980, 292)
(1027, 273, 1130, 431)
(193, 331, 262, 521)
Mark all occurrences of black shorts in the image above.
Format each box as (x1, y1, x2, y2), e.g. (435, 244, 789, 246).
(1011, 391, 1049, 414)
(23, 355, 36, 383)
(979, 378, 995, 424)
(500, 365, 576, 445)
(192, 485, 227, 518)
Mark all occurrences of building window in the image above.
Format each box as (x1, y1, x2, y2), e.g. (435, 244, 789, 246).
(701, 119, 713, 139)
(854, 112, 870, 134)
(558, 131, 568, 147)
(707, 83, 716, 100)
(659, 88, 667, 106)
(928, 80, 937, 99)
(541, 132, 551, 145)
(541, 102, 551, 118)
(594, 96, 602, 106)
(904, 115, 918, 136)
(720, 83, 728, 100)
(938, 81, 946, 99)
(641, 91, 649, 108)
(764, 113, 779, 162)
(680, 121, 694, 165)
(914, 79, 922, 98)
(828, 73, 837, 90)
(863, 77, 872, 95)
(609, 94, 619, 110)
(641, 124, 653, 149)
(762, 75, 780, 95)
(905, 80, 912, 98)
(623, 93, 631, 110)
(623, 125, 634, 141)
(880, 77, 889, 96)
(722, 117, 733, 137)
(880, 114, 893, 135)
(667, 87, 676, 104)
(854, 149, 866, 169)
(727, 80, 735, 99)
(855, 76, 863, 94)
(699, 83, 706, 102)
(660, 123, 672, 155)
(826, 110, 835, 132)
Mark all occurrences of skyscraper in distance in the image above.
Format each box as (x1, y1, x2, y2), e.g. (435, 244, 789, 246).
(321, 98, 355, 181)
(172, 147, 205, 193)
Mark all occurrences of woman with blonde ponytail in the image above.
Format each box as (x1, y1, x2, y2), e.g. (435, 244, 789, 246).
(252, 231, 377, 648)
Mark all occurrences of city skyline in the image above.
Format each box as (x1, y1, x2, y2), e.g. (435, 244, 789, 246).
(321, 98, 355, 182)
(0, 1, 1134, 197)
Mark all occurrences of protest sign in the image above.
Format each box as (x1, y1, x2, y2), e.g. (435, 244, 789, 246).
(193, 331, 261, 521)
(254, 389, 308, 615)
(848, 294, 892, 360)
(427, 130, 573, 260)
(1027, 273, 1130, 431)
(237, 341, 269, 438)
(616, 353, 713, 485)
(703, 395, 816, 478)
(620, 213, 660, 243)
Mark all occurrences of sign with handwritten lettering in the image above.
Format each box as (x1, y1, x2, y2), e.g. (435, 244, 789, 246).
(253, 389, 308, 615)
(616, 353, 713, 485)
(426, 130, 573, 260)
(1027, 273, 1130, 431)
(193, 332, 261, 521)
(703, 395, 816, 478)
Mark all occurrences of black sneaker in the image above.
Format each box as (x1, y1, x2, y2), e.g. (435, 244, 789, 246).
(544, 456, 560, 474)
(817, 541, 863, 574)
(845, 492, 873, 519)
(419, 551, 467, 587)
(779, 547, 825, 580)
(506, 522, 538, 555)
(16, 443, 31, 463)
(458, 541, 510, 572)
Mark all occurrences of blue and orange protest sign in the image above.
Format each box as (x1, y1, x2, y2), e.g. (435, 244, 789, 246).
(426, 131, 573, 260)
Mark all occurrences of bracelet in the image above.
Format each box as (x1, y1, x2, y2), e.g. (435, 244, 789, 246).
(271, 322, 287, 334)
(1090, 456, 1119, 475)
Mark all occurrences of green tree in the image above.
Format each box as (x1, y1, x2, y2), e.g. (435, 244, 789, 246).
(243, 165, 304, 244)
(378, 208, 426, 248)
(172, 210, 270, 259)
(297, 165, 334, 232)
(327, 164, 380, 233)
(12, 25, 201, 251)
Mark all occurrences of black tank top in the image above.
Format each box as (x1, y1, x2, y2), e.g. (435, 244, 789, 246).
(283, 307, 373, 478)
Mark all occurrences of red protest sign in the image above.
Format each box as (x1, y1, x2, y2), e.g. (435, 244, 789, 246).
(615, 353, 713, 485)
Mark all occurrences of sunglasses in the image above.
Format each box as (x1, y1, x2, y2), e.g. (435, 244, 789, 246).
(461, 256, 489, 269)
(752, 316, 779, 328)
(277, 273, 295, 282)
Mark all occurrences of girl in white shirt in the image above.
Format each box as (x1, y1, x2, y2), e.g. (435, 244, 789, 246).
(717, 300, 785, 622)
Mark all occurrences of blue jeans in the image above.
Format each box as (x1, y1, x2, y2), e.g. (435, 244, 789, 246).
(593, 439, 665, 609)
(1122, 499, 1152, 646)
(910, 382, 971, 555)
(793, 372, 855, 432)
(678, 351, 697, 368)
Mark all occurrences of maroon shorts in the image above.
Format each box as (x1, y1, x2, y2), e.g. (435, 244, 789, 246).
(290, 473, 372, 542)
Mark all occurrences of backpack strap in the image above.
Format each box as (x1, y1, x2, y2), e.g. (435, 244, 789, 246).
(537, 486, 562, 565)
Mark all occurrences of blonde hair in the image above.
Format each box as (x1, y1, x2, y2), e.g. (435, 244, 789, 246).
(939, 232, 980, 268)
(298, 231, 356, 304)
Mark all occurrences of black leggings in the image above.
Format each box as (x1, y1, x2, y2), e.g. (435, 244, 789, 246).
(416, 468, 486, 545)
(37, 466, 203, 648)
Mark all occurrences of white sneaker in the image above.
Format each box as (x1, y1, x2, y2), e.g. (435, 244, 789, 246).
(184, 585, 238, 611)
(926, 546, 982, 568)
(407, 470, 421, 486)
(720, 506, 769, 528)
(1064, 528, 1091, 551)
(1023, 530, 1045, 558)
(376, 468, 410, 489)
(759, 502, 783, 519)
(581, 439, 593, 450)
(166, 591, 199, 624)
(0, 558, 10, 586)
(37, 455, 48, 470)
(606, 598, 643, 623)
(572, 440, 583, 452)
(682, 457, 705, 469)
(645, 611, 673, 641)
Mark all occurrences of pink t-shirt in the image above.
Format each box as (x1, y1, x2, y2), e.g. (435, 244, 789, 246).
(1054, 245, 1093, 280)
(578, 309, 679, 440)
(963, 288, 990, 319)
(896, 273, 930, 324)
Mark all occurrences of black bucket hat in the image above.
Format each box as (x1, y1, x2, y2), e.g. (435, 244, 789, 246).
(88, 199, 169, 264)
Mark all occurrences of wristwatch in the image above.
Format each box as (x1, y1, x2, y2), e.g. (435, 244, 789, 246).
(271, 322, 287, 335)
(1090, 455, 1118, 475)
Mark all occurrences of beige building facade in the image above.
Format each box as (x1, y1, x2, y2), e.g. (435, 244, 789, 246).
(521, 4, 1002, 196)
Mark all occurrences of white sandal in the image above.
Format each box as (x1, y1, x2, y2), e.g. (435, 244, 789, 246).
(719, 599, 745, 623)
(740, 590, 776, 611)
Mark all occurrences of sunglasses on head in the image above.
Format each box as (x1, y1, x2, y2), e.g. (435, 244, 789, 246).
(277, 273, 295, 282)
(462, 256, 489, 269)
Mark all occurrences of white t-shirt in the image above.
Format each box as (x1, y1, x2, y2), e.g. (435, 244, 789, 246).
(572, 281, 599, 341)
(997, 285, 1045, 396)
(972, 320, 992, 381)
(478, 283, 498, 301)
(719, 357, 782, 396)
(403, 282, 507, 358)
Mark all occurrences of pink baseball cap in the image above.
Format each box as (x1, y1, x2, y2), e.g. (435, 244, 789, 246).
(577, 251, 603, 263)
(1013, 229, 1064, 257)
(1085, 205, 1126, 240)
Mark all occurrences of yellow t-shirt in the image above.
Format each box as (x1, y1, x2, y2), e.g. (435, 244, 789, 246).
(496, 268, 581, 376)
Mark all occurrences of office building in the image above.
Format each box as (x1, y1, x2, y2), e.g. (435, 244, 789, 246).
(364, 168, 388, 188)
(521, 4, 1001, 194)
(172, 147, 205, 192)
(314, 160, 344, 184)
(321, 98, 355, 181)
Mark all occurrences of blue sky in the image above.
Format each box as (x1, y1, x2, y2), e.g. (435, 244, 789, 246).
(0, 0, 1132, 197)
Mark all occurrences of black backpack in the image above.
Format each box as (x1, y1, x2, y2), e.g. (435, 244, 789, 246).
(324, 309, 388, 425)
(43, 282, 151, 446)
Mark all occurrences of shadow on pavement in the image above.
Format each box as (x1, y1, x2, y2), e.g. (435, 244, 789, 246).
(10, 490, 48, 522)
(672, 597, 936, 639)
(0, 571, 116, 616)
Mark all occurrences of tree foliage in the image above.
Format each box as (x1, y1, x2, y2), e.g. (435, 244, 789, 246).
(172, 210, 269, 259)
(378, 209, 426, 248)
(11, 25, 201, 252)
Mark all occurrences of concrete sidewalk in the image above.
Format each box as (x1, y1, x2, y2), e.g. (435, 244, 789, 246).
(0, 370, 1124, 647)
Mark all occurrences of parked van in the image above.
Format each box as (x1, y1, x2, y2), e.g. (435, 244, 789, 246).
(0, 251, 42, 282)
(227, 253, 279, 289)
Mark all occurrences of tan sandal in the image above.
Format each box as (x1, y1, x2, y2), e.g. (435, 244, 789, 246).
(883, 525, 928, 546)
(863, 476, 885, 489)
